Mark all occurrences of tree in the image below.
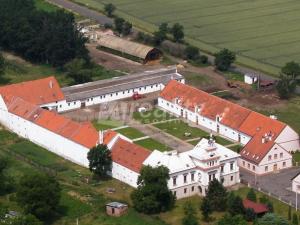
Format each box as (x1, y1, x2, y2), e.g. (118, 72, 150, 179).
(182, 201, 198, 225)
(153, 30, 166, 46)
(292, 213, 299, 225)
(131, 165, 175, 214)
(0, 1, 88, 67)
(184, 46, 200, 61)
(0, 157, 13, 195)
(0, 52, 5, 77)
(64, 58, 92, 84)
(159, 22, 169, 34)
(244, 208, 256, 221)
(9, 214, 42, 225)
(214, 49, 236, 71)
(256, 213, 289, 225)
(171, 23, 184, 42)
(104, 3, 116, 17)
(114, 17, 125, 34)
(276, 74, 297, 99)
(16, 173, 61, 221)
(206, 179, 227, 211)
(288, 206, 292, 220)
(122, 21, 132, 36)
(246, 188, 257, 202)
(200, 196, 212, 222)
(227, 192, 245, 216)
(216, 214, 247, 225)
(87, 144, 112, 178)
(281, 61, 300, 79)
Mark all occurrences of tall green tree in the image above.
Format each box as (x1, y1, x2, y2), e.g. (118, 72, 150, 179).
(122, 21, 132, 36)
(276, 74, 297, 99)
(201, 196, 212, 222)
(216, 214, 247, 225)
(246, 188, 257, 202)
(64, 58, 92, 84)
(184, 46, 200, 61)
(256, 213, 289, 225)
(131, 165, 175, 214)
(0, 0, 88, 67)
(0, 157, 12, 195)
(114, 17, 125, 34)
(214, 49, 236, 71)
(292, 213, 299, 225)
(281, 61, 300, 79)
(87, 144, 112, 178)
(104, 3, 116, 17)
(182, 201, 198, 225)
(206, 179, 228, 211)
(227, 192, 245, 216)
(171, 23, 184, 42)
(16, 173, 61, 221)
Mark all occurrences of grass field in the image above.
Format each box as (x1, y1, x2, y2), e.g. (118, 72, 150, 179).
(92, 119, 124, 130)
(117, 127, 146, 139)
(70, 0, 300, 75)
(134, 138, 171, 152)
(133, 108, 176, 124)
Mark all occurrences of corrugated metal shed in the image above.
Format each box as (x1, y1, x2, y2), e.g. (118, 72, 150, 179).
(98, 35, 161, 62)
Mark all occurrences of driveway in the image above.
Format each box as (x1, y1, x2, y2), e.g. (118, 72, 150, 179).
(240, 167, 300, 208)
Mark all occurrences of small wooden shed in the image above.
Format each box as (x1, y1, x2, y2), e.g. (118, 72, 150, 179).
(106, 202, 128, 217)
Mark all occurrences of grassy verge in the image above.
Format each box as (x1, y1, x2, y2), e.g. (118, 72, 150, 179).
(133, 108, 176, 124)
(215, 136, 234, 146)
(117, 127, 146, 139)
(183, 72, 213, 88)
(92, 119, 124, 130)
(154, 120, 209, 141)
(134, 138, 171, 152)
(223, 71, 244, 82)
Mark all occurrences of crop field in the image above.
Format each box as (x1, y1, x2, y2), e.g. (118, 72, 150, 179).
(71, 0, 300, 75)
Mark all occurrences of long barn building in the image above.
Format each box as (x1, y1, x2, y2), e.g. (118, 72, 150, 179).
(158, 80, 300, 175)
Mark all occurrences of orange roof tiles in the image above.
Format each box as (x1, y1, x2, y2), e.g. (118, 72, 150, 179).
(161, 80, 288, 164)
(160, 80, 251, 129)
(5, 95, 99, 149)
(0, 76, 65, 105)
(111, 138, 151, 173)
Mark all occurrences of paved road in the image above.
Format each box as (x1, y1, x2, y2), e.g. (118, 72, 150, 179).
(241, 167, 300, 208)
(47, 0, 113, 25)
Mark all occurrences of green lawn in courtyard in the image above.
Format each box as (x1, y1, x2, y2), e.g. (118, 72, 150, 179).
(134, 138, 171, 152)
(215, 136, 234, 146)
(133, 108, 176, 124)
(92, 119, 124, 130)
(154, 120, 209, 140)
(117, 127, 146, 140)
(228, 144, 243, 153)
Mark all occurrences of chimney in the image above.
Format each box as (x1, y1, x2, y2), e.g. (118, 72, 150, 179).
(49, 80, 53, 89)
(262, 136, 266, 144)
(99, 130, 104, 145)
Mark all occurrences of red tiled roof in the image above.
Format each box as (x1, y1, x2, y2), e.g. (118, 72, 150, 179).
(5, 95, 98, 149)
(239, 111, 286, 164)
(0, 76, 65, 105)
(111, 138, 151, 173)
(160, 80, 287, 164)
(160, 80, 251, 130)
(243, 199, 269, 214)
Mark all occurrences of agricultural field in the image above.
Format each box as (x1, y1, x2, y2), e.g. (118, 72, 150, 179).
(71, 0, 300, 75)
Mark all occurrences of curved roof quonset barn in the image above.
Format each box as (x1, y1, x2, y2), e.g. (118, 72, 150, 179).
(98, 34, 162, 63)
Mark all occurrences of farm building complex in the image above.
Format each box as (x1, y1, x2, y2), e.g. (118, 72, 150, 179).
(158, 80, 300, 175)
(0, 68, 299, 199)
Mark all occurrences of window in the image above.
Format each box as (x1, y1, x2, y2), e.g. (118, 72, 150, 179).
(274, 154, 278, 159)
(252, 165, 256, 171)
(173, 177, 177, 186)
(280, 153, 283, 158)
(230, 162, 234, 171)
(268, 155, 272, 161)
(183, 174, 187, 183)
(68, 103, 70, 106)
(230, 176, 233, 181)
(191, 173, 195, 181)
(221, 177, 224, 183)
(174, 191, 177, 197)
(283, 162, 286, 167)
(247, 163, 250, 169)
(91, 97, 93, 100)
(191, 186, 194, 192)
(265, 166, 268, 172)
(184, 188, 187, 194)
(116, 93, 118, 96)
(243, 161, 245, 166)
(221, 165, 224, 173)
